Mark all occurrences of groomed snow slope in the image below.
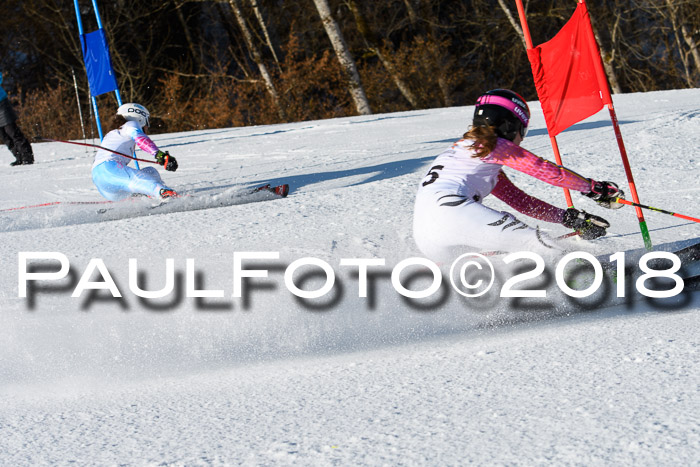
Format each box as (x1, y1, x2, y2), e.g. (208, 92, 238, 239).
(0, 88, 698, 464)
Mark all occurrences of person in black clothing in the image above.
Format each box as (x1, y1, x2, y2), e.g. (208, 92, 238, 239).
(0, 72, 35, 166)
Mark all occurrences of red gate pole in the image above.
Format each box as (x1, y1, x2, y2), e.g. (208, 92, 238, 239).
(578, 0, 652, 249)
(514, 0, 574, 209)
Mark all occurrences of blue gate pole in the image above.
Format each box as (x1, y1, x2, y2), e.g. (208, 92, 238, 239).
(73, 0, 105, 141)
(89, 0, 140, 169)
(74, 0, 141, 169)
(90, 0, 124, 107)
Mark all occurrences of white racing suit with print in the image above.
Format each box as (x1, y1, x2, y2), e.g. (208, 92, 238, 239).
(413, 138, 592, 263)
(91, 120, 173, 201)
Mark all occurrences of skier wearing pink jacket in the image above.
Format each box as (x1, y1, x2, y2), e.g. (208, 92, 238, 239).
(413, 89, 624, 261)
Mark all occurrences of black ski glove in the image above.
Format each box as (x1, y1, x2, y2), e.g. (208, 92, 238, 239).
(562, 208, 610, 240)
(585, 180, 624, 209)
(155, 150, 178, 172)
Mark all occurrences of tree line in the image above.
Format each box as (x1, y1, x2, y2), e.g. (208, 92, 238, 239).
(3, 0, 699, 140)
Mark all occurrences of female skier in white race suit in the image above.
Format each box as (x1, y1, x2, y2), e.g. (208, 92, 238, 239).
(413, 89, 624, 263)
(92, 103, 179, 201)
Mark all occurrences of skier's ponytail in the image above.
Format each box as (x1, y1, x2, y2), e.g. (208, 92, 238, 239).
(109, 114, 129, 131)
(463, 125, 498, 158)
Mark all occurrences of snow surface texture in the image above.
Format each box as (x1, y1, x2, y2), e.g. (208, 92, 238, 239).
(1, 89, 698, 465)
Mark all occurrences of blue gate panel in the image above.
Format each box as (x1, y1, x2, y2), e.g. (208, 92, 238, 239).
(80, 29, 118, 96)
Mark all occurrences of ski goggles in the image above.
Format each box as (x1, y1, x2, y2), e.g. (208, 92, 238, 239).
(476, 94, 530, 138)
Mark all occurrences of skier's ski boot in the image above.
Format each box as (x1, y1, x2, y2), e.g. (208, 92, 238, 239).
(159, 188, 179, 199)
(251, 184, 288, 197)
(274, 184, 289, 197)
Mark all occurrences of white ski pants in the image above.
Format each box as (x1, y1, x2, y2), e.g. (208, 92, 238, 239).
(413, 190, 561, 263)
(92, 160, 170, 201)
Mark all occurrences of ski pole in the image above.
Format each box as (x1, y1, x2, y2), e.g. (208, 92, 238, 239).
(38, 137, 158, 164)
(0, 199, 113, 213)
(614, 197, 700, 223)
(558, 231, 580, 240)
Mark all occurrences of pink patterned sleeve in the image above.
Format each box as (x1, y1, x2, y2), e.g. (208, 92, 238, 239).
(483, 138, 591, 193)
(134, 134, 159, 156)
(123, 123, 160, 156)
(491, 172, 566, 223)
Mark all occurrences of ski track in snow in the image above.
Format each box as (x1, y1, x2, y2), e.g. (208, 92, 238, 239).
(0, 89, 698, 465)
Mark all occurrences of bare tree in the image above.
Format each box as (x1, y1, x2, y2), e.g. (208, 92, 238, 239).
(403, 0, 419, 25)
(249, 0, 282, 71)
(414, 0, 453, 106)
(613, 0, 698, 91)
(172, 1, 202, 73)
(227, 0, 286, 120)
(588, 9, 622, 94)
(498, 0, 622, 94)
(346, 0, 419, 108)
(664, 0, 700, 86)
(311, 0, 372, 115)
(6, 0, 700, 139)
(496, 0, 527, 50)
